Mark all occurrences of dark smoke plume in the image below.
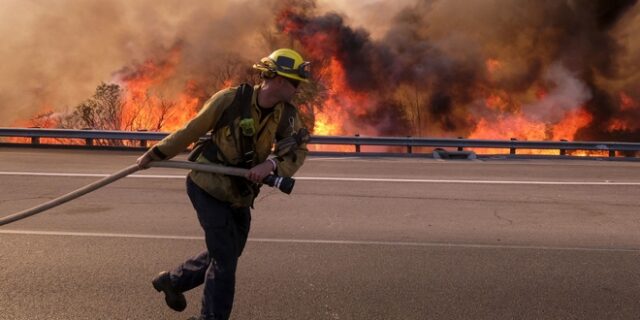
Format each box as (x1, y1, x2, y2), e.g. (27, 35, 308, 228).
(3, 0, 639, 142)
(279, 0, 639, 139)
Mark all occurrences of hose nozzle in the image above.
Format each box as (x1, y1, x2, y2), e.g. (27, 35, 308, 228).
(262, 175, 295, 194)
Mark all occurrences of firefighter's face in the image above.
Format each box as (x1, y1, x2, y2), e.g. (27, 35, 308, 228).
(276, 76, 299, 102)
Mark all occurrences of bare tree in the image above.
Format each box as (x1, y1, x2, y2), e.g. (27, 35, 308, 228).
(394, 84, 427, 137)
(207, 55, 259, 90)
(29, 111, 58, 128)
(155, 96, 176, 131)
(62, 83, 124, 130)
(122, 91, 149, 131)
(59, 83, 125, 145)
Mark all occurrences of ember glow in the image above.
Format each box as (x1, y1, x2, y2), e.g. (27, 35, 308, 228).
(3, 0, 640, 155)
(273, 0, 640, 154)
(311, 58, 379, 136)
(115, 47, 200, 132)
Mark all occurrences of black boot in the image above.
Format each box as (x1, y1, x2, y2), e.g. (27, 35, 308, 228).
(152, 271, 187, 312)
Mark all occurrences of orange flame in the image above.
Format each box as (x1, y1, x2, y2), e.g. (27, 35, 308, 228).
(314, 58, 375, 134)
(608, 118, 630, 131)
(470, 114, 547, 141)
(551, 108, 592, 140)
(469, 59, 596, 155)
(116, 46, 200, 132)
(619, 91, 636, 111)
(311, 58, 377, 151)
(9, 12, 636, 158)
(312, 108, 340, 135)
(486, 58, 502, 76)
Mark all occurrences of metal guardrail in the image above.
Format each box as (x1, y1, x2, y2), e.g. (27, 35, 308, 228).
(0, 128, 165, 147)
(1, 127, 639, 157)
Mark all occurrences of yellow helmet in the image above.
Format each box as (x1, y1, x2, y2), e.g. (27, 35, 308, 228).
(253, 48, 311, 83)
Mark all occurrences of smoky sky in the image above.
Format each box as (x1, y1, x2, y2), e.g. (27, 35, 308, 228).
(279, 0, 639, 138)
(2, 0, 639, 141)
(0, 0, 277, 126)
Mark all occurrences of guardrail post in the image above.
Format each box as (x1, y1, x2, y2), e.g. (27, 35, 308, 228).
(28, 126, 40, 145)
(138, 129, 148, 147)
(82, 128, 93, 146)
(510, 138, 516, 155)
(4, 129, 640, 158)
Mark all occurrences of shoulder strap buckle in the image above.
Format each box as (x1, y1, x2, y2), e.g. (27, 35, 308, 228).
(239, 118, 256, 136)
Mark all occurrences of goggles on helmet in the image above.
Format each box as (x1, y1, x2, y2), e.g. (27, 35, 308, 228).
(273, 56, 311, 80)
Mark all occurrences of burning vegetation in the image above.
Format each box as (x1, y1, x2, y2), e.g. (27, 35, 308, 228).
(3, 0, 640, 151)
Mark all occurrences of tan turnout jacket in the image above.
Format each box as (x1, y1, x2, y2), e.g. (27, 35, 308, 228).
(147, 84, 308, 207)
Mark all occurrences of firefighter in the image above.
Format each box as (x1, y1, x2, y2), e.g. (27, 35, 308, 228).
(136, 48, 310, 320)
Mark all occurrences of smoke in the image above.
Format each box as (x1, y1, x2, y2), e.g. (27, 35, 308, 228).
(389, 0, 639, 140)
(278, 0, 639, 139)
(2, 0, 639, 142)
(0, 0, 276, 126)
(523, 63, 592, 123)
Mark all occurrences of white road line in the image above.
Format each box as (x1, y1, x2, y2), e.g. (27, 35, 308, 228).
(0, 171, 183, 179)
(294, 177, 640, 185)
(0, 229, 637, 252)
(0, 171, 639, 185)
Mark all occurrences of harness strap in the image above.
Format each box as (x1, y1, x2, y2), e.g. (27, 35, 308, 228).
(237, 84, 255, 168)
(276, 102, 298, 140)
(210, 84, 255, 168)
(194, 84, 300, 167)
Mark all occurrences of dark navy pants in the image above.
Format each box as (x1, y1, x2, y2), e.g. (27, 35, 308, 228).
(168, 177, 251, 320)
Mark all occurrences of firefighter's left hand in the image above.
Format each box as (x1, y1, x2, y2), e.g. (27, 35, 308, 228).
(136, 152, 153, 169)
(246, 160, 275, 183)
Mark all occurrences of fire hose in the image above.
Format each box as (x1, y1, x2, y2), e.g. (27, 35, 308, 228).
(0, 160, 294, 227)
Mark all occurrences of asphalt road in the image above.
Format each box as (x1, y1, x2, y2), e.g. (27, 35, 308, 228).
(0, 148, 639, 320)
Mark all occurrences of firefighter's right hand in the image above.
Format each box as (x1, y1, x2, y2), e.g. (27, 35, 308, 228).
(136, 152, 153, 169)
(245, 160, 274, 183)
